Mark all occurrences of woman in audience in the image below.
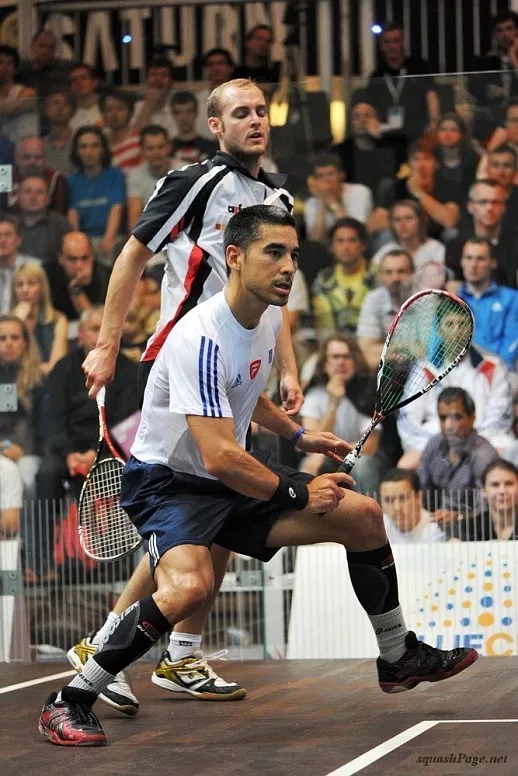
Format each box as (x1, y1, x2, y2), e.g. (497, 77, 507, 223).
(11, 262, 68, 376)
(371, 200, 445, 270)
(433, 113, 480, 201)
(67, 126, 125, 264)
(459, 459, 518, 540)
(299, 333, 381, 494)
(0, 315, 44, 499)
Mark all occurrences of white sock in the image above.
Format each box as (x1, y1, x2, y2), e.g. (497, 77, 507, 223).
(369, 605, 408, 662)
(93, 611, 120, 647)
(167, 631, 202, 661)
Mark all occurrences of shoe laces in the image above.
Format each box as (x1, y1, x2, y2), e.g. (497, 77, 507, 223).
(188, 649, 228, 676)
(65, 699, 99, 728)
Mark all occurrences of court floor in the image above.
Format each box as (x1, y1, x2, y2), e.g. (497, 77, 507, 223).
(1, 658, 517, 776)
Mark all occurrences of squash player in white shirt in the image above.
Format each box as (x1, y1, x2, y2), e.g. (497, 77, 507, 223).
(69, 79, 304, 714)
(40, 205, 478, 747)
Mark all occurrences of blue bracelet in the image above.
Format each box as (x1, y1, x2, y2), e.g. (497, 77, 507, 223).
(290, 426, 306, 447)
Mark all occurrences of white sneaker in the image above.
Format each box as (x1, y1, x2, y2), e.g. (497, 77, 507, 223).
(152, 649, 247, 700)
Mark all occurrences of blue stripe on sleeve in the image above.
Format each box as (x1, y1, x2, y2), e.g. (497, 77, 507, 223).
(198, 336, 207, 416)
(213, 343, 222, 417)
(205, 338, 215, 416)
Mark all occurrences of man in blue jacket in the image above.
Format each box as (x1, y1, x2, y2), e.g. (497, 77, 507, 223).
(457, 237, 518, 370)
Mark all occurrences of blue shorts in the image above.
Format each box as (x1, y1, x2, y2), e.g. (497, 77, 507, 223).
(120, 454, 314, 566)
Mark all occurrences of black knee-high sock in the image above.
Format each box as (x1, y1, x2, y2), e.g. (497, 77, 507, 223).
(68, 597, 170, 696)
(346, 543, 400, 615)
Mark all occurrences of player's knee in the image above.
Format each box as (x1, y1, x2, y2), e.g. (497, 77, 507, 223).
(157, 572, 213, 611)
(361, 496, 385, 541)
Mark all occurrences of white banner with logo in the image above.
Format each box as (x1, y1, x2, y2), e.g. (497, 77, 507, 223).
(287, 542, 518, 658)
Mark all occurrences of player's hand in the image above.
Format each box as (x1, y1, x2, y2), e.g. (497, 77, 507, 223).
(83, 344, 118, 398)
(66, 452, 83, 476)
(296, 430, 352, 461)
(279, 374, 304, 416)
(306, 472, 349, 514)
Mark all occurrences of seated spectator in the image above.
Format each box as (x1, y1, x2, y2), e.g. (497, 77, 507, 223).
(445, 179, 517, 289)
(331, 99, 399, 199)
(67, 127, 125, 264)
(304, 153, 373, 242)
(0, 314, 44, 503)
(0, 44, 38, 143)
(467, 11, 518, 133)
(456, 237, 518, 369)
(127, 125, 176, 232)
(312, 217, 375, 335)
(101, 90, 142, 170)
(418, 387, 500, 536)
(434, 113, 480, 203)
(459, 459, 518, 541)
(485, 99, 518, 163)
(196, 48, 235, 139)
(42, 90, 75, 174)
(363, 22, 439, 146)
(16, 174, 71, 264)
(45, 232, 111, 328)
(233, 24, 281, 86)
(170, 91, 218, 165)
(9, 136, 68, 215)
(371, 199, 445, 270)
(478, 144, 518, 225)
(0, 212, 40, 314)
(35, 305, 139, 579)
(357, 249, 415, 370)
(11, 262, 67, 375)
(398, 344, 514, 467)
(372, 143, 460, 241)
(68, 63, 102, 131)
(17, 28, 72, 98)
(380, 468, 445, 543)
(0, 455, 22, 538)
(133, 57, 176, 139)
(300, 333, 380, 495)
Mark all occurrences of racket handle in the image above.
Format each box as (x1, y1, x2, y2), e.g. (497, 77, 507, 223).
(96, 386, 106, 408)
(339, 451, 359, 474)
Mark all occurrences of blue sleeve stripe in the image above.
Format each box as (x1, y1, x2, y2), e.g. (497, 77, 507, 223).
(205, 338, 216, 417)
(213, 343, 222, 417)
(198, 336, 208, 416)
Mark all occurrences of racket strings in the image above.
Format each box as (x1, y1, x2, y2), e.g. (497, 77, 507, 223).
(378, 294, 473, 413)
(80, 458, 141, 560)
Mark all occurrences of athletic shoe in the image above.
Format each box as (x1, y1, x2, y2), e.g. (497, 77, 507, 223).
(152, 649, 247, 700)
(67, 633, 139, 717)
(377, 630, 479, 694)
(38, 687, 107, 747)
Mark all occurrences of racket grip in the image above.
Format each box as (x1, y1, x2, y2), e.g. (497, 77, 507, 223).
(339, 451, 358, 474)
(96, 386, 106, 408)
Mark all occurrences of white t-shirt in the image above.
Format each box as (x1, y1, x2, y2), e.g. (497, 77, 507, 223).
(383, 510, 445, 544)
(132, 291, 282, 477)
(70, 103, 103, 131)
(304, 183, 373, 233)
(301, 386, 371, 442)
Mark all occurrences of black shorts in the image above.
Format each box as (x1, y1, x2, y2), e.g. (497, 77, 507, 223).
(120, 454, 314, 565)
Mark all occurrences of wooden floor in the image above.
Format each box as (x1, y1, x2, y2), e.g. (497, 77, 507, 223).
(1, 658, 518, 776)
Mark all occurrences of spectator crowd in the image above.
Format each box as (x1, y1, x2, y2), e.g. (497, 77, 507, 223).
(1, 14, 518, 584)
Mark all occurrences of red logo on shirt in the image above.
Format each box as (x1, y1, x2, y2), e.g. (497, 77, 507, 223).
(250, 359, 261, 379)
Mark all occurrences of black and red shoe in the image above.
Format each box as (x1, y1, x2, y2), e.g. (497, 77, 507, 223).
(38, 687, 107, 746)
(377, 631, 478, 694)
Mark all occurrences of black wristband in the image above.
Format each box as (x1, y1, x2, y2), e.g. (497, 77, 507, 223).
(270, 474, 309, 511)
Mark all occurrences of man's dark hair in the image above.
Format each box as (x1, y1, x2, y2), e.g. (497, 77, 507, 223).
(482, 458, 518, 486)
(31, 28, 56, 45)
(468, 177, 505, 201)
(0, 212, 20, 234)
(462, 236, 494, 259)
(224, 205, 296, 276)
(245, 24, 273, 41)
(171, 90, 197, 109)
(203, 47, 235, 69)
(311, 153, 342, 173)
(380, 22, 404, 37)
(492, 10, 518, 30)
(380, 467, 420, 493)
(44, 88, 76, 111)
(19, 172, 49, 189)
(99, 88, 134, 114)
(490, 143, 518, 166)
(70, 62, 97, 80)
(328, 217, 367, 245)
(437, 386, 475, 416)
(70, 126, 111, 171)
(146, 56, 175, 79)
(0, 44, 19, 69)
(139, 124, 169, 145)
(381, 248, 414, 271)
